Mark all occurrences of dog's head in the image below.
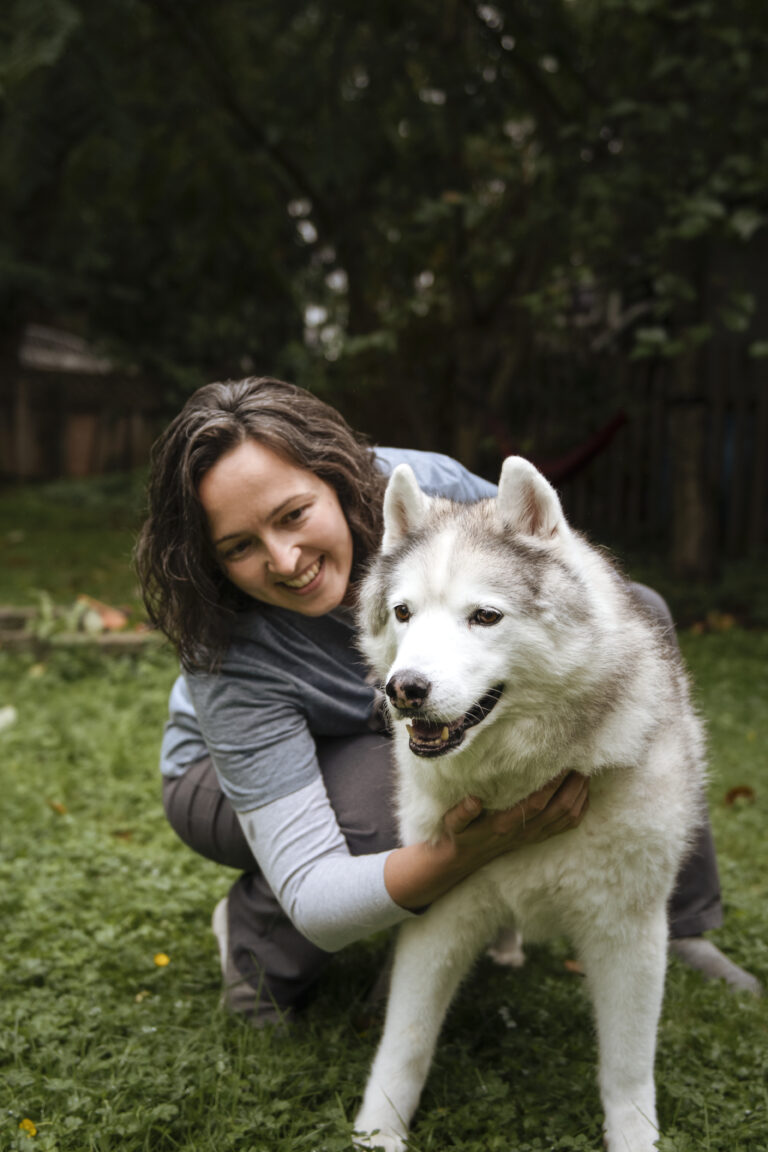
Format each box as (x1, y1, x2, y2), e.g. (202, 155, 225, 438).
(358, 457, 593, 759)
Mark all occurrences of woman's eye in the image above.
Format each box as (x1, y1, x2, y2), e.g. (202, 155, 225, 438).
(471, 608, 503, 626)
(283, 505, 309, 525)
(394, 604, 411, 622)
(223, 540, 251, 561)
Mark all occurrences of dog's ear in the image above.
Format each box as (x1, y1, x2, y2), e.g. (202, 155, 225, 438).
(496, 456, 570, 541)
(381, 464, 432, 553)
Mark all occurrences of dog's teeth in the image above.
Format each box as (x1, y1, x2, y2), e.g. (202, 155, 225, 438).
(441, 727, 449, 742)
(406, 723, 414, 735)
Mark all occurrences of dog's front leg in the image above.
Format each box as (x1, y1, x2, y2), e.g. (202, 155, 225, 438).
(354, 884, 497, 1152)
(578, 905, 668, 1152)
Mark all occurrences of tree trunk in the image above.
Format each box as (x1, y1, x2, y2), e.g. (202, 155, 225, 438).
(450, 324, 490, 472)
(668, 349, 719, 580)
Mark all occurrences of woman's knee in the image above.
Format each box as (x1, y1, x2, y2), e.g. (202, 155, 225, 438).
(162, 758, 255, 871)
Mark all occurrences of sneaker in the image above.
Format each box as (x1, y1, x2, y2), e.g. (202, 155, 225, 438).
(211, 897, 295, 1029)
(670, 936, 762, 996)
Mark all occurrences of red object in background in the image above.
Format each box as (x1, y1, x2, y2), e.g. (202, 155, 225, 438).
(488, 411, 629, 483)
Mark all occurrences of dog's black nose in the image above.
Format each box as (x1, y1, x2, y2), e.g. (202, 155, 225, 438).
(386, 671, 431, 710)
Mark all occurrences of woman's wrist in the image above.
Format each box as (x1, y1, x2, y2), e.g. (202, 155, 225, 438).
(383, 834, 480, 911)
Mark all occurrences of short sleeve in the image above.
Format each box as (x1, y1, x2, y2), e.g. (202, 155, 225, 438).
(184, 662, 320, 811)
(373, 447, 497, 502)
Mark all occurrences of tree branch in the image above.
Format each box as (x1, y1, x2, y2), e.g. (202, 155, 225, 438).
(140, 0, 334, 236)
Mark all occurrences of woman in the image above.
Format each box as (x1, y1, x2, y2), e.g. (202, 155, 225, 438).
(136, 377, 759, 1025)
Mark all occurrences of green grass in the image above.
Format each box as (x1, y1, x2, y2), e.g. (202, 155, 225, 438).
(0, 634, 766, 1152)
(1, 473, 767, 1150)
(0, 472, 148, 611)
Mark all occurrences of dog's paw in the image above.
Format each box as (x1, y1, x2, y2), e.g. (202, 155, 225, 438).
(487, 927, 526, 968)
(353, 1128, 407, 1152)
(603, 1111, 659, 1152)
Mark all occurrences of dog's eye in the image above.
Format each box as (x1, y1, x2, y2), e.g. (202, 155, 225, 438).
(471, 608, 503, 627)
(393, 604, 411, 623)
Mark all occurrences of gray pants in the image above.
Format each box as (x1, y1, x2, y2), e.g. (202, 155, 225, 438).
(163, 736, 722, 1013)
(163, 733, 401, 1010)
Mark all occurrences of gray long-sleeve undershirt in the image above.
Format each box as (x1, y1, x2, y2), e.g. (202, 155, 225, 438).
(236, 777, 414, 952)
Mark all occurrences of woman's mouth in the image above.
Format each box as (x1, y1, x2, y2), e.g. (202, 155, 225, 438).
(279, 556, 324, 593)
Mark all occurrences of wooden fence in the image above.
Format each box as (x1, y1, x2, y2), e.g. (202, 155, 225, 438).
(502, 344, 768, 559)
(2, 331, 766, 559)
(0, 371, 166, 482)
(0, 326, 168, 482)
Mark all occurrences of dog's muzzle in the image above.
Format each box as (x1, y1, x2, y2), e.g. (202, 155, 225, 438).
(387, 681, 505, 757)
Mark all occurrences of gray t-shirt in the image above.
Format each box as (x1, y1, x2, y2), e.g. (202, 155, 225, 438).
(160, 447, 497, 811)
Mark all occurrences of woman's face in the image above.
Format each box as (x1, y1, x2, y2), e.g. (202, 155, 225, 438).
(199, 439, 354, 616)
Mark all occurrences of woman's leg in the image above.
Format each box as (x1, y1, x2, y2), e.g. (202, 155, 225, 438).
(630, 582, 724, 937)
(162, 732, 399, 1021)
(631, 583, 760, 992)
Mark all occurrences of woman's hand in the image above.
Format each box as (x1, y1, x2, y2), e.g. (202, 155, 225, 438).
(444, 770, 590, 856)
(384, 771, 590, 911)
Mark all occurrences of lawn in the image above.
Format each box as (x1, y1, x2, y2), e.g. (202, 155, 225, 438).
(1, 474, 767, 1151)
(0, 472, 148, 612)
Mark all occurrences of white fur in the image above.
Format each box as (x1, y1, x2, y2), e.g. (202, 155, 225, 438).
(354, 458, 704, 1152)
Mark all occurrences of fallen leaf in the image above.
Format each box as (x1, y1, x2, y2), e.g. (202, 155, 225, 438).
(76, 595, 129, 632)
(47, 800, 68, 815)
(564, 958, 584, 975)
(705, 610, 735, 631)
(724, 786, 756, 806)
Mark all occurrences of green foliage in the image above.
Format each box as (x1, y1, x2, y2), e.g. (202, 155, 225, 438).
(2, 0, 767, 451)
(0, 633, 766, 1150)
(0, 0, 80, 91)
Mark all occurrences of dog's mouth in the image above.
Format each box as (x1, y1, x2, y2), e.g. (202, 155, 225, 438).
(403, 684, 504, 758)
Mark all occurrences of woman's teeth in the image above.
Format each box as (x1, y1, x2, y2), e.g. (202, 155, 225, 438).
(282, 558, 322, 590)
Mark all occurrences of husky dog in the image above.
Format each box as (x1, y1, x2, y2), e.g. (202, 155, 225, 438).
(354, 457, 704, 1152)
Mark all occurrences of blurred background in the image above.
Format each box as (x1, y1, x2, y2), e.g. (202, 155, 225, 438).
(2, 0, 767, 609)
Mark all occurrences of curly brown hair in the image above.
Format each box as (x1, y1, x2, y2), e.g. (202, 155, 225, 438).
(134, 377, 386, 670)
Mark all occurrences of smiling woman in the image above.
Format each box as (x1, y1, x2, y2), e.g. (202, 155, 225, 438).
(134, 377, 758, 1030)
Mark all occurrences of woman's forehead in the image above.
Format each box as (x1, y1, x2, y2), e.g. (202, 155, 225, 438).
(199, 440, 323, 537)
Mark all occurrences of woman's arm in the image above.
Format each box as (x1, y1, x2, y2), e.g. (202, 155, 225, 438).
(237, 779, 413, 952)
(237, 770, 589, 952)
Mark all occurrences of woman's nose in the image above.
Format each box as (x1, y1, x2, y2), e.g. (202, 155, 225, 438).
(264, 537, 300, 576)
